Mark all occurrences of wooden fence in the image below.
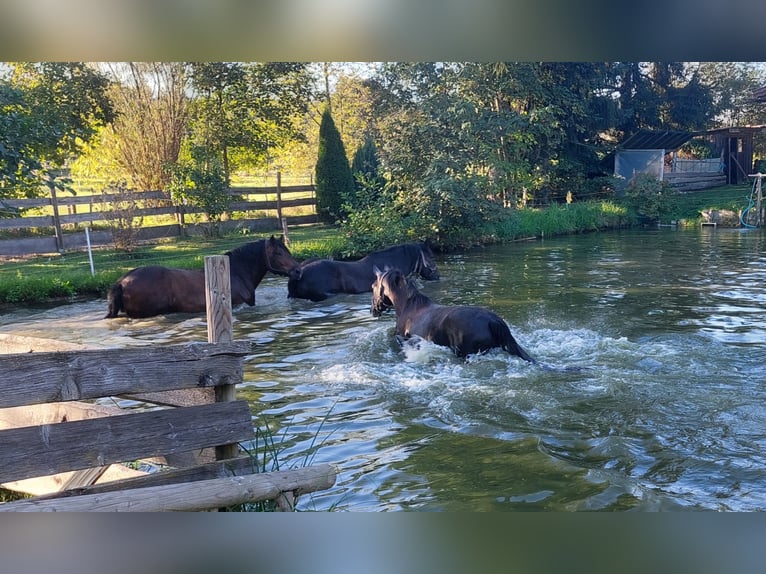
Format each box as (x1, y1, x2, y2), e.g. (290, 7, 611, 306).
(0, 255, 336, 511)
(0, 174, 317, 257)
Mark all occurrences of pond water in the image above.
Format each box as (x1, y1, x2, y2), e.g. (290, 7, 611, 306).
(2, 227, 766, 511)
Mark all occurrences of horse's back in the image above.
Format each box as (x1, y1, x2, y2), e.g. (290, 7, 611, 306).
(110, 266, 206, 318)
(414, 304, 533, 360)
(289, 242, 436, 301)
(288, 259, 372, 300)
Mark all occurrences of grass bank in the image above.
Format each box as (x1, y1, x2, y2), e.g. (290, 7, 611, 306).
(0, 185, 753, 307)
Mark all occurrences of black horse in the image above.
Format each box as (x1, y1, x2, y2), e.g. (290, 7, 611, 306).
(371, 267, 536, 362)
(288, 241, 440, 302)
(105, 235, 301, 319)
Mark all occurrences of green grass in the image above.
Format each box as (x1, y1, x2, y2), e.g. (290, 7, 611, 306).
(674, 184, 752, 221)
(0, 224, 349, 306)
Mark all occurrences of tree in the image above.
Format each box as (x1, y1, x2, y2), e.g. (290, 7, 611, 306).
(167, 143, 229, 235)
(0, 62, 114, 197)
(0, 82, 38, 195)
(93, 62, 189, 191)
(349, 134, 386, 210)
(315, 106, 355, 221)
(187, 62, 314, 182)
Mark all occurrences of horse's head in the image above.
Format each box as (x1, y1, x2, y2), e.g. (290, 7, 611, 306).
(371, 266, 407, 317)
(416, 243, 440, 280)
(265, 235, 302, 280)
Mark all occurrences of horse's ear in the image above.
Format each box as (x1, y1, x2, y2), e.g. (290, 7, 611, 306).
(373, 265, 383, 278)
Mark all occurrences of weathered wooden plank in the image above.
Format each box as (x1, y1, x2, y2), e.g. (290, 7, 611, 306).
(228, 198, 314, 211)
(57, 206, 178, 225)
(122, 388, 216, 407)
(0, 401, 134, 495)
(0, 464, 337, 511)
(0, 400, 254, 484)
(38, 456, 262, 497)
(0, 400, 204, 495)
(0, 215, 53, 229)
(229, 185, 315, 195)
(2, 461, 147, 496)
(0, 342, 248, 409)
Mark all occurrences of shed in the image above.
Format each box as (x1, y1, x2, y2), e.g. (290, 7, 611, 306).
(703, 126, 766, 185)
(614, 129, 697, 187)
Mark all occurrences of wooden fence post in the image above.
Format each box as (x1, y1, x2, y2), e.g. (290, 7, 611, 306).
(47, 177, 64, 252)
(204, 255, 238, 461)
(276, 171, 283, 223)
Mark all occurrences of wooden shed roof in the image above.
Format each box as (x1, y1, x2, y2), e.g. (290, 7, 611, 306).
(751, 85, 766, 102)
(618, 129, 698, 151)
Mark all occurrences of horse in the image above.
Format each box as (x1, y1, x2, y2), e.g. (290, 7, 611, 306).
(105, 235, 301, 319)
(287, 241, 440, 302)
(370, 267, 536, 362)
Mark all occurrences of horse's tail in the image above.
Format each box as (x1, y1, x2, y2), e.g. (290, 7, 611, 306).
(493, 320, 536, 364)
(104, 283, 123, 318)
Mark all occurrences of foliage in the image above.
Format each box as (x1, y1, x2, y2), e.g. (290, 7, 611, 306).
(349, 134, 386, 211)
(342, 196, 633, 253)
(101, 180, 144, 252)
(621, 173, 680, 223)
(167, 144, 229, 233)
(0, 62, 113, 196)
(491, 201, 633, 241)
(187, 62, 314, 182)
(315, 107, 356, 222)
(91, 63, 189, 191)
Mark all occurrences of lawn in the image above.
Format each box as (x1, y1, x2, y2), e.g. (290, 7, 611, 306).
(675, 183, 753, 221)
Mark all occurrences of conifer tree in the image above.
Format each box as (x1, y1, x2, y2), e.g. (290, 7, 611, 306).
(315, 107, 355, 221)
(350, 134, 386, 210)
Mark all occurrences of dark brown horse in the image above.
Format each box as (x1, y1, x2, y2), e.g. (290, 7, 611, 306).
(105, 235, 301, 319)
(288, 241, 440, 302)
(371, 267, 536, 362)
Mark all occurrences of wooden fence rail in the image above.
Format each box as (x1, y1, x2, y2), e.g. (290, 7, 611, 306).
(0, 176, 317, 257)
(0, 255, 336, 511)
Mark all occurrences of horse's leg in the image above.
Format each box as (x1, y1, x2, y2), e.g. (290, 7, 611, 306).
(104, 283, 123, 318)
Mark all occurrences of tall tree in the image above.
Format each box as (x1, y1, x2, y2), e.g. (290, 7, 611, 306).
(1, 62, 113, 197)
(315, 106, 355, 221)
(98, 62, 189, 191)
(350, 134, 386, 210)
(187, 62, 314, 182)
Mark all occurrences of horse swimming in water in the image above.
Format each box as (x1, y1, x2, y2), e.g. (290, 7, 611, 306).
(371, 267, 536, 362)
(105, 235, 301, 319)
(288, 241, 440, 302)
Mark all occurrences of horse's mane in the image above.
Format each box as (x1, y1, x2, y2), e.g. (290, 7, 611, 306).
(405, 278, 433, 305)
(370, 242, 425, 257)
(225, 239, 265, 265)
(224, 239, 266, 257)
(382, 268, 432, 307)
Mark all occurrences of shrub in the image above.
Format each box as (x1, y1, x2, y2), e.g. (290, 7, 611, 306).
(101, 180, 143, 252)
(622, 173, 680, 223)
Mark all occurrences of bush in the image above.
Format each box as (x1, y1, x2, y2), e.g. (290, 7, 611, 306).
(101, 180, 143, 252)
(622, 173, 680, 223)
(167, 145, 230, 235)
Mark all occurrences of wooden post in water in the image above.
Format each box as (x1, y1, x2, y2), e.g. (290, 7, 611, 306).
(204, 255, 238, 461)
